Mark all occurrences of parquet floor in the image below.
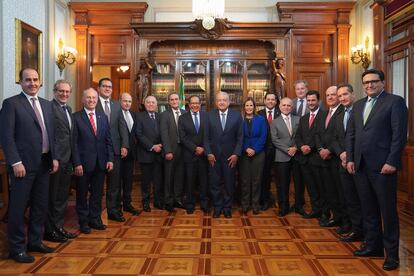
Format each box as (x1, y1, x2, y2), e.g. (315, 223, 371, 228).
(0, 188, 413, 275)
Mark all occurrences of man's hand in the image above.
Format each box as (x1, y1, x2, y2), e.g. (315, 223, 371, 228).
(301, 145, 311, 155)
(319, 149, 331, 160)
(287, 147, 297, 157)
(340, 151, 346, 163)
(208, 154, 216, 167)
(246, 148, 255, 157)
(347, 162, 355, 175)
(106, 162, 114, 172)
(74, 165, 83, 176)
(228, 155, 238, 168)
(50, 159, 59, 174)
(381, 163, 397, 174)
(120, 147, 128, 158)
(13, 163, 26, 178)
(165, 153, 173, 161)
(195, 147, 204, 156)
(152, 144, 162, 153)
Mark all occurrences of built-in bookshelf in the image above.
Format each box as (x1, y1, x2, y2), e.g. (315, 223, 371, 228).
(219, 61, 244, 106)
(152, 61, 176, 112)
(247, 61, 271, 109)
(181, 60, 209, 110)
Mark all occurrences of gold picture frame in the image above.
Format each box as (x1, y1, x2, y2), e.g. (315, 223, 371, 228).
(15, 19, 43, 84)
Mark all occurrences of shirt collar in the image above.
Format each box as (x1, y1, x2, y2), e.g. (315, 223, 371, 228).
(266, 108, 274, 113)
(84, 108, 95, 114)
(281, 113, 290, 120)
(23, 92, 38, 101)
(219, 109, 228, 115)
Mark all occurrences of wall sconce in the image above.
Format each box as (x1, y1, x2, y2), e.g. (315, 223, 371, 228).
(116, 65, 130, 73)
(56, 38, 77, 75)
(351, 36, 371, 70)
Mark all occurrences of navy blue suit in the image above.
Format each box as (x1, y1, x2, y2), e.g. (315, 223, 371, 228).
(72, 109, 114, 226)
(0, 92, 55, 255)
(346, 91, 408, 259)
(204, 109, 243, 213)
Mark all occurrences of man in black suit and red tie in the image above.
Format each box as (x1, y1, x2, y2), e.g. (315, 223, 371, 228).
(73, 88, 114, 234)
(44, 80, 78, 243)
(0, 68, 58, 263)
(178, 95, 209, 214)
(257, 93, 280, 211)
(119, 93, 139, 215)
(346, 69, 408, 271)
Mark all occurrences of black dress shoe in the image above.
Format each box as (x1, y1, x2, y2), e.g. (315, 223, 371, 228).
(80, 224, 91, 234)
(143, 205, 151, 212)
(353, 247, 384, 257)
(154, 202, 164, 210)
(278, 209, 288, 217)
(213, 210, 221, 218)
(383, 258, 399, 271)
(124, 204, 140, 215)
(89, 221, 107, 230)
(320, 219, 341, 227)
(336, 224, 352, 235)
(186, 209, 194, 214)
(165, 205, 175, 212)
(261, 202, 270, 211)
(224, 210, 232, 218)
(339, 232, 364, 242)
(44, 231, 68, 243)
(57, 228, 78, 239)
(9, 252, 35, 263)
(108, 213, 126, 222)
(201, 208, 210, 215)
(27, 243, 55, 253)
(302, 211, 321, 219)
(294, 208, 306, 216)
(174, 201, 185, 209)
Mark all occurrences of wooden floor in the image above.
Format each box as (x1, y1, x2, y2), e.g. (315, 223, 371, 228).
(0, 188, 413, 275)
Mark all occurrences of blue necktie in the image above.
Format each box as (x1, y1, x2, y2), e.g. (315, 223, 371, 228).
(221, 112, 226, 131)
(194, 112, 199, 133)
(343, 107, 351, 131)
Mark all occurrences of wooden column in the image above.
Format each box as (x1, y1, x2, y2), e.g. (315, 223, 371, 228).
(73, 24, 89, 110)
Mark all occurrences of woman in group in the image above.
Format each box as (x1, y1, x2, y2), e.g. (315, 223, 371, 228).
(239, 97, 267, 214)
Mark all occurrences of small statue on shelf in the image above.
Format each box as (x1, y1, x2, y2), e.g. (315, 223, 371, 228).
(136, 59, 153, 107)
(272, 57, 286, 99)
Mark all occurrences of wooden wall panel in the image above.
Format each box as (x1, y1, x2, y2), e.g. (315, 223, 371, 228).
(92, 36, 131, 64)
(293, 64, 332, 98)
(294, 34, 333, 60)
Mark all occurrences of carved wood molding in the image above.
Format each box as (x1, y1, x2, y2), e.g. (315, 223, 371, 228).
(189, 19, 233, 40)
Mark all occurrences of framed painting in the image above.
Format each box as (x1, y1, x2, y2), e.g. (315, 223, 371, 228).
(15, 19, 43, 84)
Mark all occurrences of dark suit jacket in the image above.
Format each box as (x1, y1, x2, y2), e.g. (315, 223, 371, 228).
(51, 99, 74, 164)
(96, 99, 129, 155)
(204, 109, 243, 158)
(258, 107, 281, 151)
(135, 111, 162, 163)
(332, 106, 349, 157)
(125, 110, 138, 160)
(295, 108, 325, 165)
(0, 92, 55, 170)
(242, 115, 267, 154)
(72, 109, 114, 172)
(346, 91, 408, 171)
(160, 108, 186, 155)
(178, 111, 206, 162)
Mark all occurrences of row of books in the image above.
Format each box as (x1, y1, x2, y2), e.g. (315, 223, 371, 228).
(247, 89, 267, 103)
(247, 79, 270, 89)
(152, 80, 175, 89)
(183, 78, 205, 90)
(221, 63, 240, 74)
(220, 78, 243, 89)
(155, 64, 173, 74)
(184, 64, 206, 74)
(227, 92, 244, 104)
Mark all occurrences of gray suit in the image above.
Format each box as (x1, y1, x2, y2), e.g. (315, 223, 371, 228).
(45, 99, 74, 234)
(160, 108, 186, 208)
(270, 114, 304, 211)
(96, 99, 129, 216)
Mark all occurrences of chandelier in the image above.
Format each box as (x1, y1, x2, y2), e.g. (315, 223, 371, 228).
(192, 0, 225, 30)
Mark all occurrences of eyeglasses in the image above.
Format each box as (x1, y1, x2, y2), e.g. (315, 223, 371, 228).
(101, 85, 112, 89)
(362, 80, 381, 86)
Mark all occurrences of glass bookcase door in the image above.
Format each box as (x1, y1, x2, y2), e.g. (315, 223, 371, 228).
(247, 61, 271, 112)
(181, 60, 209, 111)
(218, 60, 244, 109)
(152, 61, 176, 112)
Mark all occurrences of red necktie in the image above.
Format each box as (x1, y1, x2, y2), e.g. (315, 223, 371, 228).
(89, 112, 97, 136)
(309, 113, 315, 128)
(267, 111, 272, 124)
(325, 109, 332, 128)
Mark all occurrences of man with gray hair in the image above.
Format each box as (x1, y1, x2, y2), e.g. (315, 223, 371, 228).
(291, 80, 309, 117)
(204, 91, 243, 218)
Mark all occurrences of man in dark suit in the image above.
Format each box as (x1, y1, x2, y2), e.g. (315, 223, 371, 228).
(295, 90, 325, 219)
(291, 80, 309, 117)
(346, 69, 408, 271)
(160, 92, 186, 212)
(331, 84, 364, 241)
(0, 68, 57, 263)
(96, 78, 129, 222)
(135, 95, 163, 212)
(119, 93, 139, 215)
(204, 91, 243, 218)
(178, 95, 209, 214)
(73, 88, 114, 234)
(44, 80, 78, 243)
(270, 97, 301, 217)
(257, 93, 280, 211)
(316, 86, 347, 228)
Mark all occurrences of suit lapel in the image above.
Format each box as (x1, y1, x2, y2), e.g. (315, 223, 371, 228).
(364, 92, 386, 126)
(81, 110, 96, 136)
(19, 93, 41, 129)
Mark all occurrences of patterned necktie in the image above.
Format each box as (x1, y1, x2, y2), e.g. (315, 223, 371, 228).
(284, 116, 292, 136)
(344, 107, 351, 131)
(221, 112, 226, 131)
(363, 98, 374, 125)
(150, 113, 158, 133)
(31, 97, 49, 153)
(267, 110, 273, 124)
(104, 100, 111, 123)
(89, 112, 97, 136)
(297, 99, 304, 116)
(309, 112, 315, 128)
(325, 109, 333, 128)
(194, 112, 199, 133)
